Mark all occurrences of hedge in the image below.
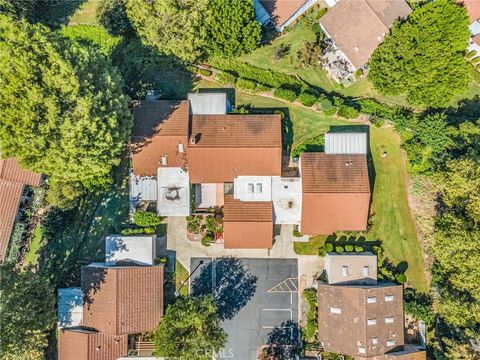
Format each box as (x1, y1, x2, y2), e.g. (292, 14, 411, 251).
(274, 87, 298, 102)
(236, 78, 257, 91)
(298, 90, 318, 107)
(345, 244, 354, 252)
(337, 104, 360, 119)
(197, 68, 212, 77)
(355, 245, 364, 252)
(215, 71, 236, 85)
(324, 243, 334, 252)
(318, 97, 336, 115)
(335, 245, 344, 253)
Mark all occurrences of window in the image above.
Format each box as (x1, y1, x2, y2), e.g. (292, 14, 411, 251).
(224, 183, 234, 195)
(248, 183, 254, 194)
(256, 183, 263, 193)
(330, 307, 341, 314)
(363, 266, 369, 276)
(385, 316, 394, 324)
(385, 295, 394, 302)
(372, 337, 378, 345)
(387, 340, 396, 347)
(341, 266, 348, 276)
(358, 347, 366, 354)
(367, 319, 377, 326)
(367, 296, 376, 304)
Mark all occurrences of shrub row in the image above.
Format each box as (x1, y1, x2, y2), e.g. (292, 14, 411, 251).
(274, 87, 298, 102)
(318, 242, 364, 256)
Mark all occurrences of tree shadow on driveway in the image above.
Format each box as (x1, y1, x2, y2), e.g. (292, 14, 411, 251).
(191, 257, 257, 321)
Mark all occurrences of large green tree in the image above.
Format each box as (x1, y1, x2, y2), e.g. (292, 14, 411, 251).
(368, 0, 470, 107)
(0, 15, 132, 199)
(205, 0, 261, 57)
(126, 0, 208, 62)
(0, 262, 56, 359)
(154, 296, 227, 360)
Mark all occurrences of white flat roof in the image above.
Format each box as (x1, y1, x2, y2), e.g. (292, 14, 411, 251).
(157, 167, 190, 216)
(188, 92, 227, 115)
(57, 287, 83, 329)
(105, 234, 156, 265)
(234, 176, 272, 202)
(195, 183, 217, 208)
(272, 177, 302, 225)
(325, 132, 368, 154)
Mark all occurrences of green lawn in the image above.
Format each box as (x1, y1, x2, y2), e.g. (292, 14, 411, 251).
(68, 0, 103, 26)
(175, 260, 189, 296)
(23, 224, 44, 266)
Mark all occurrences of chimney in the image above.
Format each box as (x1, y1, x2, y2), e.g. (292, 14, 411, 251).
(190, 137, 196, 145)
(178, 143, 184, 153)
(161, 155, 168, 166)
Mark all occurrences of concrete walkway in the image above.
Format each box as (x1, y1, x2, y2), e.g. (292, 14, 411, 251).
(165, 217, 324, 288)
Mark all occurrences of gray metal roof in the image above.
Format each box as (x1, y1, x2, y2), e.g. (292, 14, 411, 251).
(188, 93, 227, 115)
(325, 132, 368, 154)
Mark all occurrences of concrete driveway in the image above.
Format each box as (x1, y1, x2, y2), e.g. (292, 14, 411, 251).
(190, 258, 299, 360)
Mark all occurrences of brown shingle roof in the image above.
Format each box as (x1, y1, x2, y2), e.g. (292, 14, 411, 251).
(459, 0, 480, 21)
(131, 100, 189, 176)
(0, 158, 42, 261)
(301, 153, 370, 193)
(189, 115, 281, 148)
(259, 0, 308, 28)
(318, 283, 404, 358)
(320, 0, 411, 69)
(223, 195, 273, 249)
(58, 328, 128, 360)
(187, 115, 282, 183)
(81, 264, 164, 335)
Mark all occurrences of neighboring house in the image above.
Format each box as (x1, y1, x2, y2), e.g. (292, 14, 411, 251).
(319, 0, 411, 82)
(318, 253, 426, 359)
(459, 0, 480, 56)
(130, 93, 371, 248)
(255, 0, 319, 31)
(58, 239, 164, 360)
(0, 158, 42, 261)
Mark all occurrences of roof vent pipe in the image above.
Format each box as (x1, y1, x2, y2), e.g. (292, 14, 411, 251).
(178, 143, 184, 153)
(190, 137, 196, 145)
(161, 155, 168, 166)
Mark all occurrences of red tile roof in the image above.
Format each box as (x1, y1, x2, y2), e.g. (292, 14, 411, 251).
(300, 153, 370, 234)
(301, 153, 370, 193)
(188, 115, 282, 183)
(0, 158, 42, 261)
(58, 328, 127, 360)
(81, 264, 164, 335)
(459, 0, 480, 21)
(223, 195, 273, 249)
(131, 101, 189, 176)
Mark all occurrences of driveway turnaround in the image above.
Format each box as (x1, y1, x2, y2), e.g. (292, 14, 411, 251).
(190, 257, 298, 360)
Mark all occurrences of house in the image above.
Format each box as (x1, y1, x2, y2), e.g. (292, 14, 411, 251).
(299, 153, 370, 234)
(458, 0, 480, 56)
(0, 158, 42, 261)
(130, 93, 371, 248)
(318, 253, 426, 359)
(255, 0, 319, 31)
(58, 260, 164, 359)
(319, 0, 411, 81)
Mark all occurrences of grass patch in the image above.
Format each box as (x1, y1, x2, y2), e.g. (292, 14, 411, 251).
(294, 234, 326, 255)
(175, 260, 189, 296)
(24, 224, 43, 266)
(68, 0, 103, 26)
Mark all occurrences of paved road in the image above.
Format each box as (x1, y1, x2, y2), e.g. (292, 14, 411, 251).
(190, 258, 298, 360)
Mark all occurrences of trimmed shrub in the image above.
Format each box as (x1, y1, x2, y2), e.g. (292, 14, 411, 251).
(345, 244, 354, 252)
(293, 228, 302, 237)
(355, 245, 364, 252)
(312, 23, 322, 35)
(236, 77, 257, 91)
(396, 273, 407, 284)
(197, 68, 212, 77)
(467, 50, 477, 59)
(215, 71, 236, 85)
(324, 243, 334, 253)
(274, 87, 298, 102)
(318, 97, 336, 115)
(201, 234, 213, 247)
(335, 245, 344, 253)
(337, 104, 360, 119)
(133, 211, 162, 227)
(318, 246, 327, 257)
(298, 91, 318, 107)
(274, 109, 285, 120)
(354, 68, 364, 79)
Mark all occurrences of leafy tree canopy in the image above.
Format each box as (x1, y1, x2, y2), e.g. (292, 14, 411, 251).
(368, 0, 470, 107)
(154, 296, 227, 360)
(0, 16, 132, 203)
(205, 0, 261, 58)
(98, 0, 134, 37)
(0, 262, 56, 359)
